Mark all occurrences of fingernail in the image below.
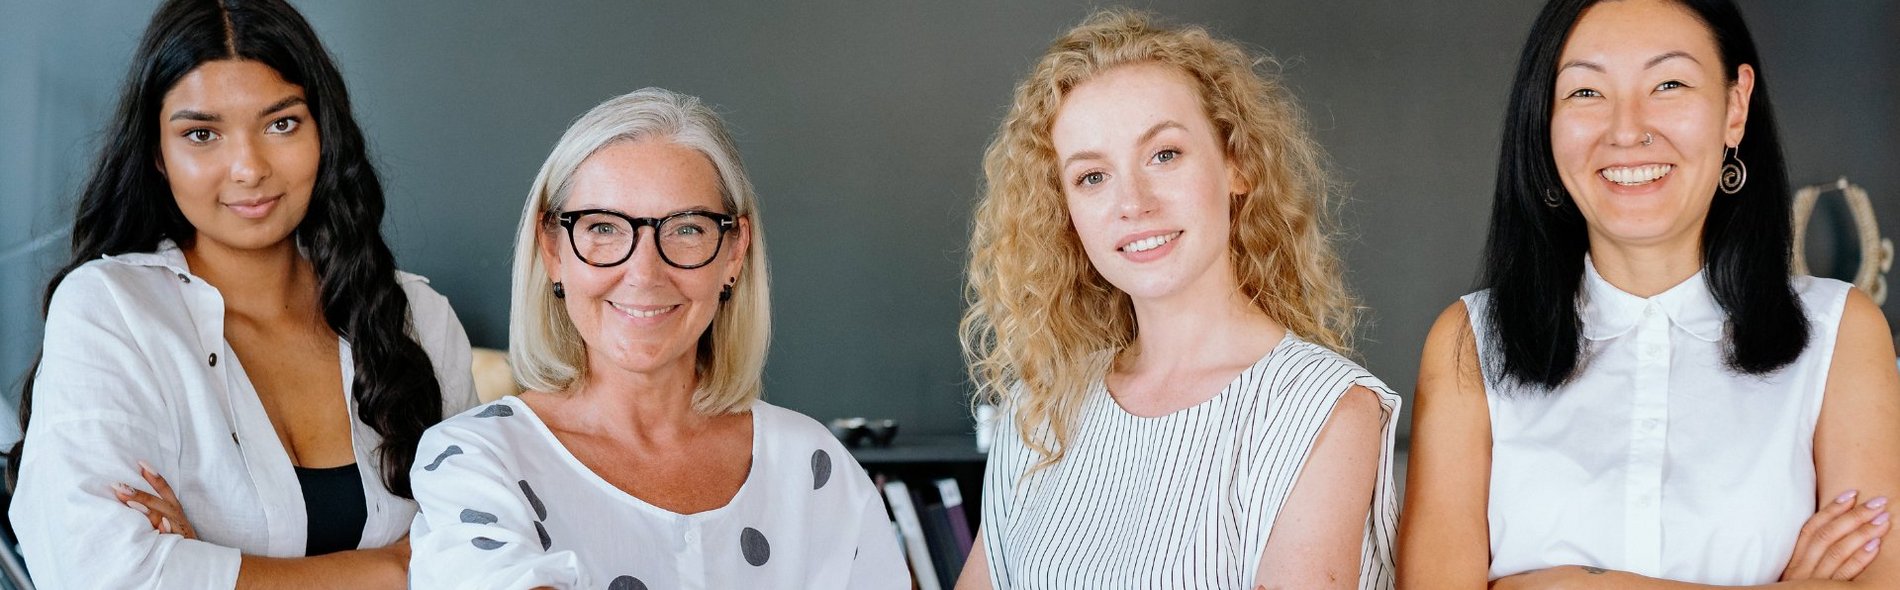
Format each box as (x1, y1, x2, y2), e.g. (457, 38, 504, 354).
(161, 517, 172, 533)
(125, 501, 149, 515)
(1875, 512, 1891, 526)
(1838, 490, 1860, 504)
(1868, 538, 1882, 552)
(1870, 497, 1890, 509)
(137, 460, 154, 474)
(112, 482, 131, 494)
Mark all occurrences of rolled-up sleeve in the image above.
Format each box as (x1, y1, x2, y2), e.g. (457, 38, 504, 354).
(408, 425, 583, 589)
(10, 270, 241, 589)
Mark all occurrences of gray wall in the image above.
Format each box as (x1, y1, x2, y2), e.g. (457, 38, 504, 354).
(3, 1, 1894, 444)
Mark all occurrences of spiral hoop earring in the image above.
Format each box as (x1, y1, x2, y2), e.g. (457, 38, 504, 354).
(1541, 188, 1563, 208)
(1719, 146, 1747, 195)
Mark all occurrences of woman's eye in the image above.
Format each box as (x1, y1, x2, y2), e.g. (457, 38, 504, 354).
(586, 223, 619, 235)
(1076, 171, 1106, 187)
(671, 224, 705, 236)
(267, 117, 301, 134)
(1655, 80, 1686, 91)
(1151, 149, 1180, 164)
(1565, 88, 1602, 99)
(185, 129, 218, 144)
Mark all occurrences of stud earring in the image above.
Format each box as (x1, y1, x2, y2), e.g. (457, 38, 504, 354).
(719, 279, 735, 303)
(552, 282, 565, 299)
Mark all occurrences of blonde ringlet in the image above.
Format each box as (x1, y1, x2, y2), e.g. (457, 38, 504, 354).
(960, 9, 1357, 469)
(508, 87, 771, 415)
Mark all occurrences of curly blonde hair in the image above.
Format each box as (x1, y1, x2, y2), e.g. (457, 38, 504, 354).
(960, 9, 1357, 468)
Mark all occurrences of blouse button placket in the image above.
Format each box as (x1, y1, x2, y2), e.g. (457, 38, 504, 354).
(1623, 300, 1670, 575)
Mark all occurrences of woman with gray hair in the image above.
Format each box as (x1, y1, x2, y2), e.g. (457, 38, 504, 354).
(407, 88, 908, 588)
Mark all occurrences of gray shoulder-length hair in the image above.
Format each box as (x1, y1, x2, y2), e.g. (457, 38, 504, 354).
(507, 87, 770, 414)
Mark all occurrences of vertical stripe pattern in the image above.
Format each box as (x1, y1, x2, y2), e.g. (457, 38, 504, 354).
(981, 335, 1401, 589)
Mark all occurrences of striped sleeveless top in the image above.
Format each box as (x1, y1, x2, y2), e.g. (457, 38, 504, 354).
(979, 334, 1401, 589)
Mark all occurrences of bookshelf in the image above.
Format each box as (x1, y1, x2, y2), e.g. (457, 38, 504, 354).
(851, 433, 986, 590)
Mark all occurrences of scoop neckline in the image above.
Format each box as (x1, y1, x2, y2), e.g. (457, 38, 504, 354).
(501, 395, 763, 520)
(1101, 332, 1297, 420)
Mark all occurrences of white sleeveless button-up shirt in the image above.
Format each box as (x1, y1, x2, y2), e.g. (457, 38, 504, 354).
(1467, 258, 1850, 584)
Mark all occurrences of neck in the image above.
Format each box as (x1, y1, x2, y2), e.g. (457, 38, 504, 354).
(182, 236, 320, 322)
(1121, 268, 1285, 376)
(1586, 231, 1703, 298)
(564, 352, 711, 443)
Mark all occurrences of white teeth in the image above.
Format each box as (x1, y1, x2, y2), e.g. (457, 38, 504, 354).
(609, 301, 674, 318)
(1600, 164, 1674, 185)
(1121, 232, 1180, 253)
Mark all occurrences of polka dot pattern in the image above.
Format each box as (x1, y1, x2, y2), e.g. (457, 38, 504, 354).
(740, 527, 770, 566)
(519, 480, 547, 521)
(810, 449, 831, 490)
(475, 404, 515, 418)
(459, 509, 498, 525)
(470, 537, 505, 550)
(424, 445, 463, 471)
(608, 576, 648, 590)
(535, 521, 552, 551)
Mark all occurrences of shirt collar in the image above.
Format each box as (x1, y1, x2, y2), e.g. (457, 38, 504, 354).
(1579, 254, 1725, 343)
(99, 239, 191, 274)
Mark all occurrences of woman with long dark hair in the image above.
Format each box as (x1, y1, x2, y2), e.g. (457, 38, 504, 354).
(1399, 0, 1900, 587)
(8, 0, 476, 587)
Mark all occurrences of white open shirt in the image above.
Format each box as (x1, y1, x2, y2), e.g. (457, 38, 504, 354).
(9, 241, 478, 589)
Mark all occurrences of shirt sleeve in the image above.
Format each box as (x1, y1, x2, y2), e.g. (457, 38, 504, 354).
(408, 422, 584, 589)
(845, 486, 911, 590)
(9, 269, 242, 590)
(404, 279, 479, 417)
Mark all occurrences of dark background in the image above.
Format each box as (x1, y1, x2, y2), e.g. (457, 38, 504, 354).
(3, 1, 1894, 444)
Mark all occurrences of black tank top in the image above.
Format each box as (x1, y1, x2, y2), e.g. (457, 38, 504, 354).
(294, 463, 367, 556)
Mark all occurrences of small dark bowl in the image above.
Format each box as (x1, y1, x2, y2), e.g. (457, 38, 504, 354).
(865, 419, 899, 447)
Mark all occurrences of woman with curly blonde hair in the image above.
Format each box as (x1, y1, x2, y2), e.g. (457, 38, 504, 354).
(957, 9, 1400, 590)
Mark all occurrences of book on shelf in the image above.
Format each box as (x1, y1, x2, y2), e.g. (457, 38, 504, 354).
(935, 478, 975, 557)
(882, 479, 941, 590)
(919, 497, 959, 589)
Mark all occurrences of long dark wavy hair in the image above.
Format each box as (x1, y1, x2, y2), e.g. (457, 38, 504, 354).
(1481, 0, 1806, 390)
(9, 0, 443, 498)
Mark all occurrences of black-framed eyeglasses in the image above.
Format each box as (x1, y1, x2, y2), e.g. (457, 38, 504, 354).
(552, 209, 736, 269)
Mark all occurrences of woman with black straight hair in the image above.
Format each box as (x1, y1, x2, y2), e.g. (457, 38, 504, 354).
(1399, 0, 1900, 588)
(8, 0, 476, 587)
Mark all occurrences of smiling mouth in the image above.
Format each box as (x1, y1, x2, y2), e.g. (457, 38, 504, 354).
(608, 301, 679, 319)
(222, 195, 282, 218)
(1599, 164, 1673, 186)
(1119, 231, 1181, 253)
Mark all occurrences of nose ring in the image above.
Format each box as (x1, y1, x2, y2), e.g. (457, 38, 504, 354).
(1642, 133, 1653, 146)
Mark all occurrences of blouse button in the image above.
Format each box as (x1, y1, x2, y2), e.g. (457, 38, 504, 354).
(208, 353, 218, 367)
